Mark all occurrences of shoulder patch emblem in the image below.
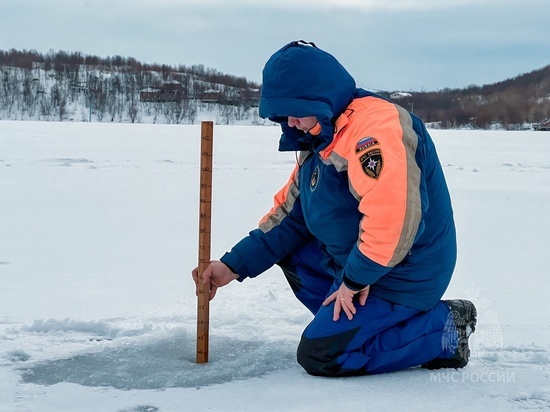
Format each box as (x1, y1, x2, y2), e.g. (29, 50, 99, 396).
(360, 148, 383, 179)
(355, 137, 379, 154)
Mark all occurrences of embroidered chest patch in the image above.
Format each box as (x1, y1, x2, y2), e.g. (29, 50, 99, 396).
(360, 148, 383, 179)
(310, 165, 320, 191)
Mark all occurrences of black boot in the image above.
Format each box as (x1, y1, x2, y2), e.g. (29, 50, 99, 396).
(422, 299, 477, 370)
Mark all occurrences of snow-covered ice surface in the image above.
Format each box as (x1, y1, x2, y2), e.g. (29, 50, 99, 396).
(1, 121, 549, 411)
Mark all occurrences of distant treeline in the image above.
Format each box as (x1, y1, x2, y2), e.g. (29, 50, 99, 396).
(0, 49, 262, 124)
(1, 48, 549, 128)
(381, 65, 550, 129)
(0, 48, 260, 90)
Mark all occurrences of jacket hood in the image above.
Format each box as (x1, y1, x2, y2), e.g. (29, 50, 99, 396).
(259, 41, 356, 152)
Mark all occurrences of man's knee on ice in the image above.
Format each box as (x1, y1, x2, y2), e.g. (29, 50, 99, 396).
(297, 328, 364, 377)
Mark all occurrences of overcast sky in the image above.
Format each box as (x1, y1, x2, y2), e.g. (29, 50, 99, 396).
(1, 0, 549, 91)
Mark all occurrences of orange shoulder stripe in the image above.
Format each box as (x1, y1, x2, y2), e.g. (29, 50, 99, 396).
(258, 163, 301, 233)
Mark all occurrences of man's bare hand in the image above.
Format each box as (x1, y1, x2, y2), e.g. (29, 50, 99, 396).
(192, 260, 239, 300)
(322, 283, 370, 321)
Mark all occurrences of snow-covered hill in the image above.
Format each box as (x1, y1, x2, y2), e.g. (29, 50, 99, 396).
(0, 63, 263, 125)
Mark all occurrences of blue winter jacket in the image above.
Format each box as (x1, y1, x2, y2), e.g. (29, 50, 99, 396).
(220, 41, 456, 311)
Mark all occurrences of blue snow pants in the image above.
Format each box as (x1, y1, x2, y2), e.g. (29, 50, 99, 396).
(278, 241, 456, 376)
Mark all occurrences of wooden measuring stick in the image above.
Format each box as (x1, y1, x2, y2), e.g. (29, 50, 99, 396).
(196, 121, 213, 363)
